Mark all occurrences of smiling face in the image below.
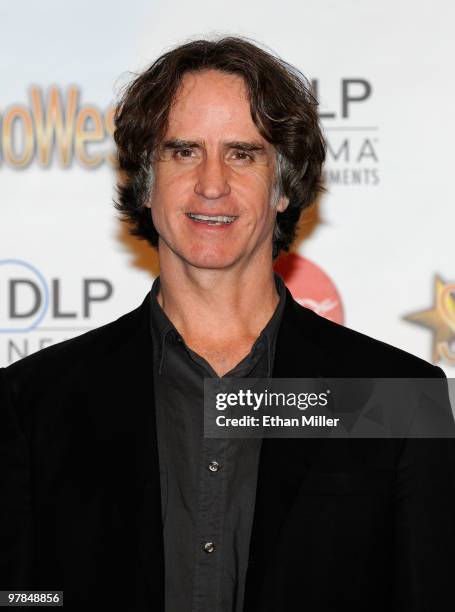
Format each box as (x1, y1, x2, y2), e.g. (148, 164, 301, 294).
(147, 69, 288, 271)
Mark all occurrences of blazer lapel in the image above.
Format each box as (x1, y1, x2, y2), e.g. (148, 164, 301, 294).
(104, 295, 165, 608)
(244, 290, 334, 610)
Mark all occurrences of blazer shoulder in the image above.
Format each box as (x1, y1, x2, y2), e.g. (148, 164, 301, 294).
(290, 298, 443, 378)
(2, 295, 150, 391)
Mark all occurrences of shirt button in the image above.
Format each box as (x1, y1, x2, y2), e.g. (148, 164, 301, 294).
(208, 460, 220, 472)
(204, 542, 215, 553)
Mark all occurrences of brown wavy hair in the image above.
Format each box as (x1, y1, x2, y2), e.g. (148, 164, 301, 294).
(114, 36, 326, 259)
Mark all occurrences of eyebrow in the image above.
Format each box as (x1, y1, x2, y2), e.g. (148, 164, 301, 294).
(161, 139, 200, 149)
(227, 141, 266, 152)
(161, 139, 266, 152)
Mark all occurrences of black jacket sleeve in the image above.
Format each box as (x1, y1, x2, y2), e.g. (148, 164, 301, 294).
(394, 371, 455, 610)
(0, 367, 33, 589)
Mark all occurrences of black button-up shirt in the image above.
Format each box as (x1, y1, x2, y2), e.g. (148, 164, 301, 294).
(149, 273, 286, 612)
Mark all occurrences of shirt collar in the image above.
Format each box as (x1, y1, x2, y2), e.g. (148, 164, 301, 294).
(149, 272, 287, 376)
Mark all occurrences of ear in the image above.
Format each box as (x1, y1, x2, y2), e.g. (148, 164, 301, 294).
(276, 196, 289, 213)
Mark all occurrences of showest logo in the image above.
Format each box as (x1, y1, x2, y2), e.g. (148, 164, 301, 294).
(0, 86, 115, 169)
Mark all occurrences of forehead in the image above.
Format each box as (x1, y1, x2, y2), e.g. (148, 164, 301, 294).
(166, 70, 264, 140)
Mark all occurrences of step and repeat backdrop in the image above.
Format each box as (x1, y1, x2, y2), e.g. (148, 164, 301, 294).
(0, 0, 453, 373)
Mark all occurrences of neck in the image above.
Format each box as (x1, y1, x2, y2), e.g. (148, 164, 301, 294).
(156, 248, 279, 348)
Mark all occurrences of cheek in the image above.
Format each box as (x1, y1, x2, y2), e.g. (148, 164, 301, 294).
(233, 169, 274, 208)
(155, 161, 197, 187)
(150, 170, 193, 217)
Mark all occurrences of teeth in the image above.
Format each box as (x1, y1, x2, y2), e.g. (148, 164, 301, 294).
(187, 213, 237, 224)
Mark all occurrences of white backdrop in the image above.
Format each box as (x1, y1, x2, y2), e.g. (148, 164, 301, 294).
(1, 0, 454, 373)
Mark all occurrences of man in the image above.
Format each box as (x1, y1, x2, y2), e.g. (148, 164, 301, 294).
(1, 37, 454, 612)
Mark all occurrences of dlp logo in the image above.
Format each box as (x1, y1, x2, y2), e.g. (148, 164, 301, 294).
(311, 79, 372, 119)
(0, 259, 113, 332)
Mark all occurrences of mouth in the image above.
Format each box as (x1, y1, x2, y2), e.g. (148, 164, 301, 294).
(185, 213, 238, 226)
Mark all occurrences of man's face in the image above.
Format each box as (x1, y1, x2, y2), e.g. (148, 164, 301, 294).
(147, 69, 288, 270)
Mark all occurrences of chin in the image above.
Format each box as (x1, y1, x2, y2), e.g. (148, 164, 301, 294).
(184, 246, 242, 270)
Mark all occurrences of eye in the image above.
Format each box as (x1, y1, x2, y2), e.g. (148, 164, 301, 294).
(174, 147, 195, 159)
(231, 150, 254, 162)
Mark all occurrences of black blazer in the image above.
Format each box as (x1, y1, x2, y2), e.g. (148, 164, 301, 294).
(1, 288, 454, 611)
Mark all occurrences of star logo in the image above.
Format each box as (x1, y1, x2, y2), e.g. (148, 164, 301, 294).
(404, 276, 455, 366)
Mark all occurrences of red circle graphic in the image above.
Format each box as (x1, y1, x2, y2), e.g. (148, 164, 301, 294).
(274, 253, 344, 324)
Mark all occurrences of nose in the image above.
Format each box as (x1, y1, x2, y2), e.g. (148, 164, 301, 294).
(194, 156, 231, 199)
